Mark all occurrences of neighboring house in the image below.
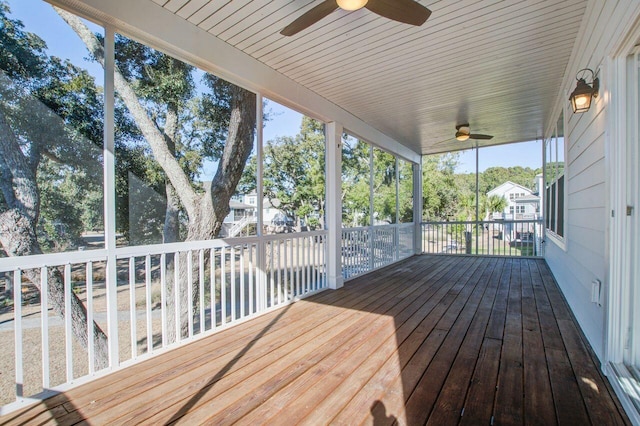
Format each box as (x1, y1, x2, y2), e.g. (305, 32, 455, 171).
(238, 192, 285, 227)
(223, 198, 256, 224)
(486, 181, 540, 219)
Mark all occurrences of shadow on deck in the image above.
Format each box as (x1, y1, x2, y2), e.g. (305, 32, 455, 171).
(0, 255, 629, 425)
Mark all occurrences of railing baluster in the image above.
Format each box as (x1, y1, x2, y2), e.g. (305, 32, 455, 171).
(296, 238, 301, 296)
(15, 269, 23, 400)
(187, 250, 193, 338)
(199, 249, 205, 334)
(41, 267, 50, 387)
(269, 241, 276, 307)
(221, 247, 227, 326)
(211, 248, 217, 329)
(64, 264, 73, 382)
(145, 255, 152, 354)
(231, 246, 236, 321)
(240, 246, 245, 318)
(289, 238, 294, 297)
(276, 241, 282, 305)
(174, 252, 180, 342)
(314, 235, 318, 289)
(160, 253, 167, 348)
(129, 257, 136, 359)
(86, 262, 94, 373)
(248, 245, 254, 315)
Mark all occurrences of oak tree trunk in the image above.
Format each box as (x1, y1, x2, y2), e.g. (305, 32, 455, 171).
(0, 110, 109, 370)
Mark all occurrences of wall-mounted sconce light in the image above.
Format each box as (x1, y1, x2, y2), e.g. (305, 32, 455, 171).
(569, 68, 599, 113)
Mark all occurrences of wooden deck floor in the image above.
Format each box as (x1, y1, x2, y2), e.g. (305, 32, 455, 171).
(1, 256, 629, 425)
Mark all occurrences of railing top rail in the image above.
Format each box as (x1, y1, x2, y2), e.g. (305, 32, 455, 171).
(0, 229, 328, 272)
(0, 249, 109, 271)
(422, 219, 543, 225)
(342, 222, 415, 233)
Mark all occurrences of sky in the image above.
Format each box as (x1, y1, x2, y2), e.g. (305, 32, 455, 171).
(11, 0, 544, 176)
(454, 140, 543, 174)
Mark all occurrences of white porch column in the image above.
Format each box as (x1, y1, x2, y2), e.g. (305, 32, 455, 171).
(104, 27, 119, 367)
(413, 161, 423, 255)
(325, 122, 344, 289)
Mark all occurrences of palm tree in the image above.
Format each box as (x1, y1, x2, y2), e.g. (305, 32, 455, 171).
(484, 194, 508, 218)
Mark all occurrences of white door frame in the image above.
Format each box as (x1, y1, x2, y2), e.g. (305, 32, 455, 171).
(605, 14, 640, 425)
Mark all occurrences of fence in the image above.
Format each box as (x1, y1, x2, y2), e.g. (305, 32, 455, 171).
(0, 231, 326, 412)
(421, 219, 544, 257)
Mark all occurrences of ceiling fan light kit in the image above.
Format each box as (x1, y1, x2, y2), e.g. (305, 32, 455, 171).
(455, 124, 494, 142)
(336, 0, 368, 11)
(280, 0, 431, 36)
(455, 132, 470, 141)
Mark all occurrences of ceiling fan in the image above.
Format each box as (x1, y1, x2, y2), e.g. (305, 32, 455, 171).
(455, 124, 494, 142)
(280, 0, 432, 36)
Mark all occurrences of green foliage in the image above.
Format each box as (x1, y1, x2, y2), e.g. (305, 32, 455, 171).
(341, 137, 370, 227)
(397, 159, 413, 223)
(372, 149, 397, 224)
(483, 194, 508, 216)
(261, 116, 325, 229)
(422, 153, 460, 221)
(0, 2, 104, 248)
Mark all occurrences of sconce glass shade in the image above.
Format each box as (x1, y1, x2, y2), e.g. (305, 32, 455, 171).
(336, 0, 368, 11)
(569, 71, 599, 113)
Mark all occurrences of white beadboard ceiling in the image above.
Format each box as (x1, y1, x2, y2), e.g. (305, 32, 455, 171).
(151, 0, 587, 155)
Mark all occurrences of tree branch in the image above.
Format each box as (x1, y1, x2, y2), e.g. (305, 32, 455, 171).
(54, 7, 199, 219)
(0, 108, 39, 223)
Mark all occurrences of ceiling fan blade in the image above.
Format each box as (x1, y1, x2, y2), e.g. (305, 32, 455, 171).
(365, 0, 431, 26)
(280, 0, 339, 36)
(469, 134, 494, 140)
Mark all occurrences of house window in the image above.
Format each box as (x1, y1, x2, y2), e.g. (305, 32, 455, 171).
(509, 206, 515, 214)
(516, 205, 525, 214)
(545, 111, 565, 237)
(509, 193, 515, 200)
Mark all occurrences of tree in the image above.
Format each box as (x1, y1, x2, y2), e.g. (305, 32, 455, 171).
(0, 2, 109, 367)
(242, 116, 325, 230)
(57, 8, 256, 341)
(342, 137, 371, 227)
(484, 194, 508, 217)
(372, 148, 397, 224)
(422, 153, 460, 221)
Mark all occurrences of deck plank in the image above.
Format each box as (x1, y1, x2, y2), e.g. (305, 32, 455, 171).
(426, 257, 503, 425)
(0, 256, 630, 426)
(401, 257, 495, 424)
(531, 260, 591, 425)
(237, 254, 465, 425)
(521, 259, 556, 425)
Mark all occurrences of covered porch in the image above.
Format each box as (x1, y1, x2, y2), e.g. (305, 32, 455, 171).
(1, 0, 640, 423)
(0, 256, 628, 425)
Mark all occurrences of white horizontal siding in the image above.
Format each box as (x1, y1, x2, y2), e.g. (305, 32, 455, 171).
(569, 206, 606, 232)
(545, 0, 640, 362)
(546, 242, 607, 356)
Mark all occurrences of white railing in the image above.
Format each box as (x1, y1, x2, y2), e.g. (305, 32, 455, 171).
(421, 219, 544, 257)
(0, 230, 326, 412)
(341, 223, 415, 280)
